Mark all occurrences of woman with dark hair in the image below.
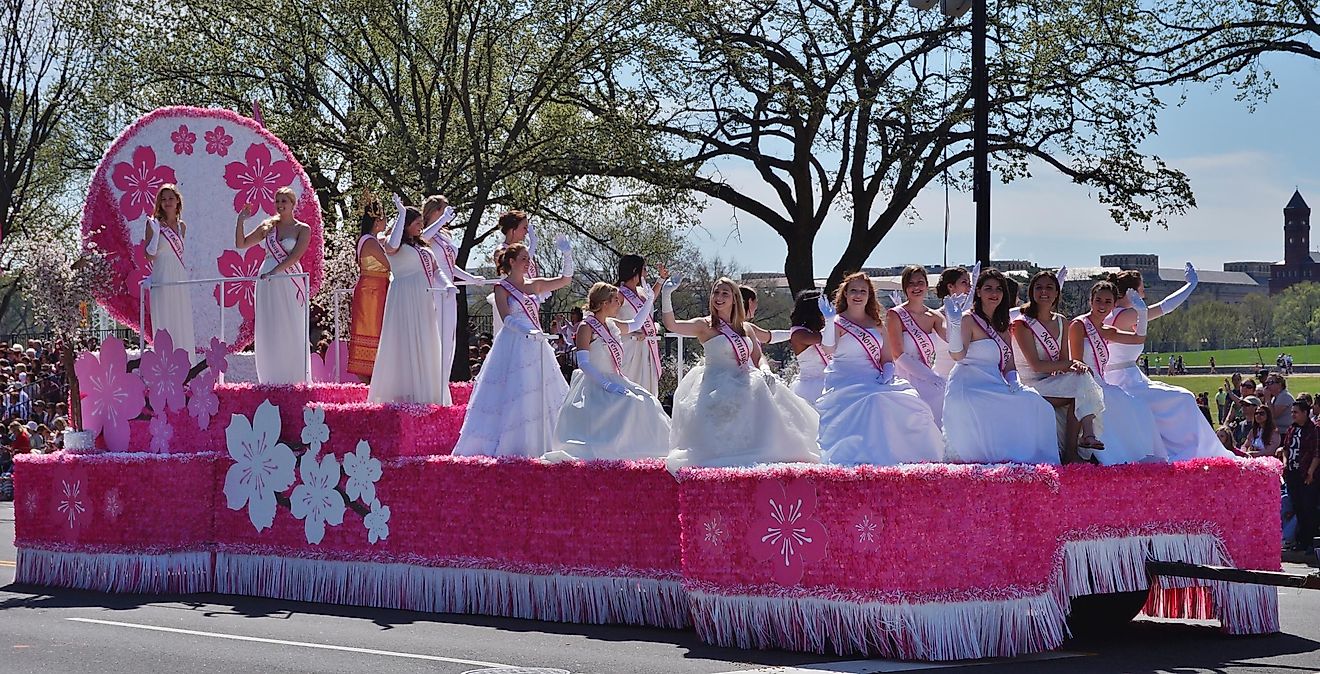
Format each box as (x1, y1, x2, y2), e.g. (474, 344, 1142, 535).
(888, 265, 948, 426)
(932, 265, 974, 378)
(1239, 404, 1282, 458)
(1011, 270, 1106, 455)
(787, 290, 830, 405)
(420, 195, 484, 381)
(486, 210, 540, 336)
(614, 254, 664, 396)
(368, 195, 452, 404)
(347, 193, 390, 382)
(814, 273, 944, 465)
(943, 268, 1057, 464)
(1068, 281, 1167, 464)
(661, 273, 820, 470)
(1102, 265, 1230, 460)
(454, 239, 575, 456)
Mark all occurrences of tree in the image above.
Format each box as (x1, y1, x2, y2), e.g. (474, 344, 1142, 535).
(1272, 282, 1320, 345)
(564, 0, 1195, 293)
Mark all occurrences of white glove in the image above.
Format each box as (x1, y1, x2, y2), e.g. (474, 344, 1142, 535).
(897, 352, 943, 386)
(1006, 369, 1024, 391)
(768, 329, 792, 344)
(878, 361, 896, 385)
(817, 295, 838, 348)
(526, 218, 538, 258)
(576, 350, 627, 395)
(1055, 266, 1068, 288)
(889, 289, 904, 307)
(660, 275, 681, 314)
(503, 311, 541, 337)
(1128, 289, 1149, 336)
(384, 194, 406, 250)
(145, 217, 160, 255)
(1184, 261, 1198, 287)
(1154, 262, 1197, 317)
(555, 234, 573, 277)
(619, 292, 656, 333)
(943, 294, 967, 354)
(420, 205, 456, 240)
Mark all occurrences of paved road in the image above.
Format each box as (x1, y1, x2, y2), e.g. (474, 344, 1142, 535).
(2, 502, 1317, 673)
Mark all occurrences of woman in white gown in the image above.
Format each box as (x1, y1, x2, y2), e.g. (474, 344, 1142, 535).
(816, 273, 944, 466)
(234, 187, 310, 385)
(614, 255, 664, 396)
(788, 291, 830, 406)
(662, 275, 820, 470)
(420, 195, 485, 383)
(1103, 267, 1231, 461)
(486, 210, 542, 336)
(454, 240, 574, 457)
(544, 282, 671, 461)
(144, 184, 197, 362)
(931, 266, 973, 379)
(888, 265, 949, 426)
(368, 196, 452, 404)
(1011, 270, 1106, 455)
(943, 268, 1059, 465)
(1069, 281, 1167, 464)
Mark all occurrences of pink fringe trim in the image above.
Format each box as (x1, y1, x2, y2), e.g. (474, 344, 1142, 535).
(16, 548, 211, 594)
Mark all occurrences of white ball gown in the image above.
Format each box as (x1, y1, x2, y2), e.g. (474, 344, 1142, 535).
(615, 285, 662, 396)
(148, 223, 196, 362)
(454, 280, 569, 457)
(816, 320, 944, 466)
(943, 337, 1059, 465)
(932, 308, 955, 379)
(545, 318, 671, 461)
(1073, 316, 1167, 464)
(789, 327, 828, 406)
(1012, 314, 1105, 441)
(368, 244, 450, 404)
(666, 324, 820, 470)
(891, 306, 947, 427)
(429, 232, 462, 382)
(1102, 308, 1230, 461)
(254, 231, 310, 384)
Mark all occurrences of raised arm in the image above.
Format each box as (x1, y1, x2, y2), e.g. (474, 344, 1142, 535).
(1147, 263, 1197, 320)
(659, 274, 707, 337)
(379, 194, 407, 255)
(234, 204, 264, 249)
(144, 217, 159, 262)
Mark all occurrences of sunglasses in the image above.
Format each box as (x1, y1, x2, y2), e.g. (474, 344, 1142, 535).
(1254, 411, 1268, 417)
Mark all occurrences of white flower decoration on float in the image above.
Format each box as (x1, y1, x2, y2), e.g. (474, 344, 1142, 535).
(342, 440, 382, 505)
(289, 451, 345, 545)
(148, 414, 174, 454)
(223, 400, 296, 532)
(300, 406, 330, 452)
(364, 499, 390, 544)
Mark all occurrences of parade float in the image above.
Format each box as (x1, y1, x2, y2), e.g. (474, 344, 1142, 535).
(9, 107, 1282, 662)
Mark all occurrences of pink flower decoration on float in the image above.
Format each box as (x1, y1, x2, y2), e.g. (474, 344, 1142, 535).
(148, 414, 174, 453)
(746, 478, 829, 586)
(204, 125, 233, 156)
(204, 337, 230, 375)
(213, 247, 265, 320)
(74, 337, 146, 453)
(57, 479, 87, 529)
(139, 329, 190, 413)
(111, 146, 177, 221)
(171, 124, 196, 155)
(311, 340, 351, 383)
(188, 370, 220, 430)
(224, 142, 295, 215)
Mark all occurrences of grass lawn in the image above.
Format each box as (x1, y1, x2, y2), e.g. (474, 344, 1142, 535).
(1147, 344, 1320, 368)
(1151, 374, 1320, 420)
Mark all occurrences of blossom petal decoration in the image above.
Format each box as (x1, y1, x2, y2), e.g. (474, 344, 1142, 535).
(364, 499, 390, 545)
(148, 414, 174, 453)
(289, 451, 346, 545)
(746, 478, 830, 586)
(110, 145, 177, 221)
(171, 124, 196, 155)
(310, 340, 351, 383)
(212, 247, 265, 321)
(204, 125, 233, 156)
(204, 337, 230, 375)
(139, 329, 190, 413)
(343, 440, 382, 505)
(73, 337, 146, 453)
(57, 478, 87, 529)
(188, 370, 220, 430)
(103, 487, 124, 521)
(223, 400, 297, 532)
(224, 142, 295, 215)
(301, 406, 330, 452)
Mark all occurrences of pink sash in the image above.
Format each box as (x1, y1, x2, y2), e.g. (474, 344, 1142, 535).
(498, 279, 539, 327)
(584, 315, 624, 375)
(620, 286, 662, 378)
(417, 246, 440, 288)
(836, 315, 884, 372)
(1018, 315, 1061, 360)
(1075, 315, 1109, 373)
(970, 313, 1011, 373)
(789, 326, 830, 367)
(158, 224, 185, 266)
(893, 306, 936, 367)
(262, 228, 306, 302)
(436, 234, 458, 277)
(717, 319, 752, 369)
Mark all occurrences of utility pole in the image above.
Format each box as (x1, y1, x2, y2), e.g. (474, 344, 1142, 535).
(971, 0, 990, 267)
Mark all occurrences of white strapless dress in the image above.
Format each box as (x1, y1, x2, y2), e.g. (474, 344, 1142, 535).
(816, 329, 944, 466)
(896, 329, 947, 427)
(148, 226, 197, 362)
(943, 340, 1059, 464)
(255, 236, 310, 385)
(790, 342, 829, 407)
(932, 310, 954, 379)
(615, 287, 662, 397)
(369, 245, 449, 404)
(667, 332, 820, 470)
(546, 322, 671, 461)
(1075, 321, 1168, 464)
(1013, 315, 1105, 443)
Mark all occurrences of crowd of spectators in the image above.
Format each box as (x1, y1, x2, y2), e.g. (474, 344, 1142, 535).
(0, 337, 76, 501)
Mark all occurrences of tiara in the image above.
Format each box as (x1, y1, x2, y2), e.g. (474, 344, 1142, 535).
(356, 189, 383, 218)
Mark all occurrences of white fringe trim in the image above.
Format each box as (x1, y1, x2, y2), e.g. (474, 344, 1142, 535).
(214, 553, 690, 628)
(15, 548, 212, 594)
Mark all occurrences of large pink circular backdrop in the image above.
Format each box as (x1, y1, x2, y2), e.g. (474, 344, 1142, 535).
(81, 106, 325, 351)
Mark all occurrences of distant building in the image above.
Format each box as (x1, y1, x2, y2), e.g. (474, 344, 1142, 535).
(1224, 261, 1273, 285)
(1270, 190, 1318, 294)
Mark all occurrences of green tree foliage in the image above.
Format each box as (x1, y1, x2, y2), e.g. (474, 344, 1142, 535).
(1271, 282, 1320, 345)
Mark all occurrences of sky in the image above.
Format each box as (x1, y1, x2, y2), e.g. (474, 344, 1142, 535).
(686, 54, 1320, 276)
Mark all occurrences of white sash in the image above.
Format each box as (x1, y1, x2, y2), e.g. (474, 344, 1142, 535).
(584, 315, 623, 375)
(970, 313, 1010, 373)
(498, 279, 539, 327)
(717, 319, 752, 369)
(262, 228, 306, 302)
(893, 306, 936, 367)
(620, 286, 662, 378)
(1019, 315, 1061, 361)
(836, 315, 884, 372)
(158, 224, 185, 267)
(789, 326, 829, 367)
(1075, 315, 1109, 373)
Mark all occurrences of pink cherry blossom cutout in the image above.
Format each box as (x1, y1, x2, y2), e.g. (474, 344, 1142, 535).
(74, 336, 146, 453)
(212, 247, 266, 321)
(204, 125, 234, 156)
(139, 329, 190, 413)
(111, 146, 177, 221)
(171, 124, 196, 155)
(746, 478, 830, 586)
(224, 142, 295, 215)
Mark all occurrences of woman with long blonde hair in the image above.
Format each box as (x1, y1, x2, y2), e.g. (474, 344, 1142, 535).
(544, 282, 670, 461)
(660, 273, 820, 470)
(419, 194, 484, 382)
(235, 186, 311, 384)
(144, 184, 197, 361)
